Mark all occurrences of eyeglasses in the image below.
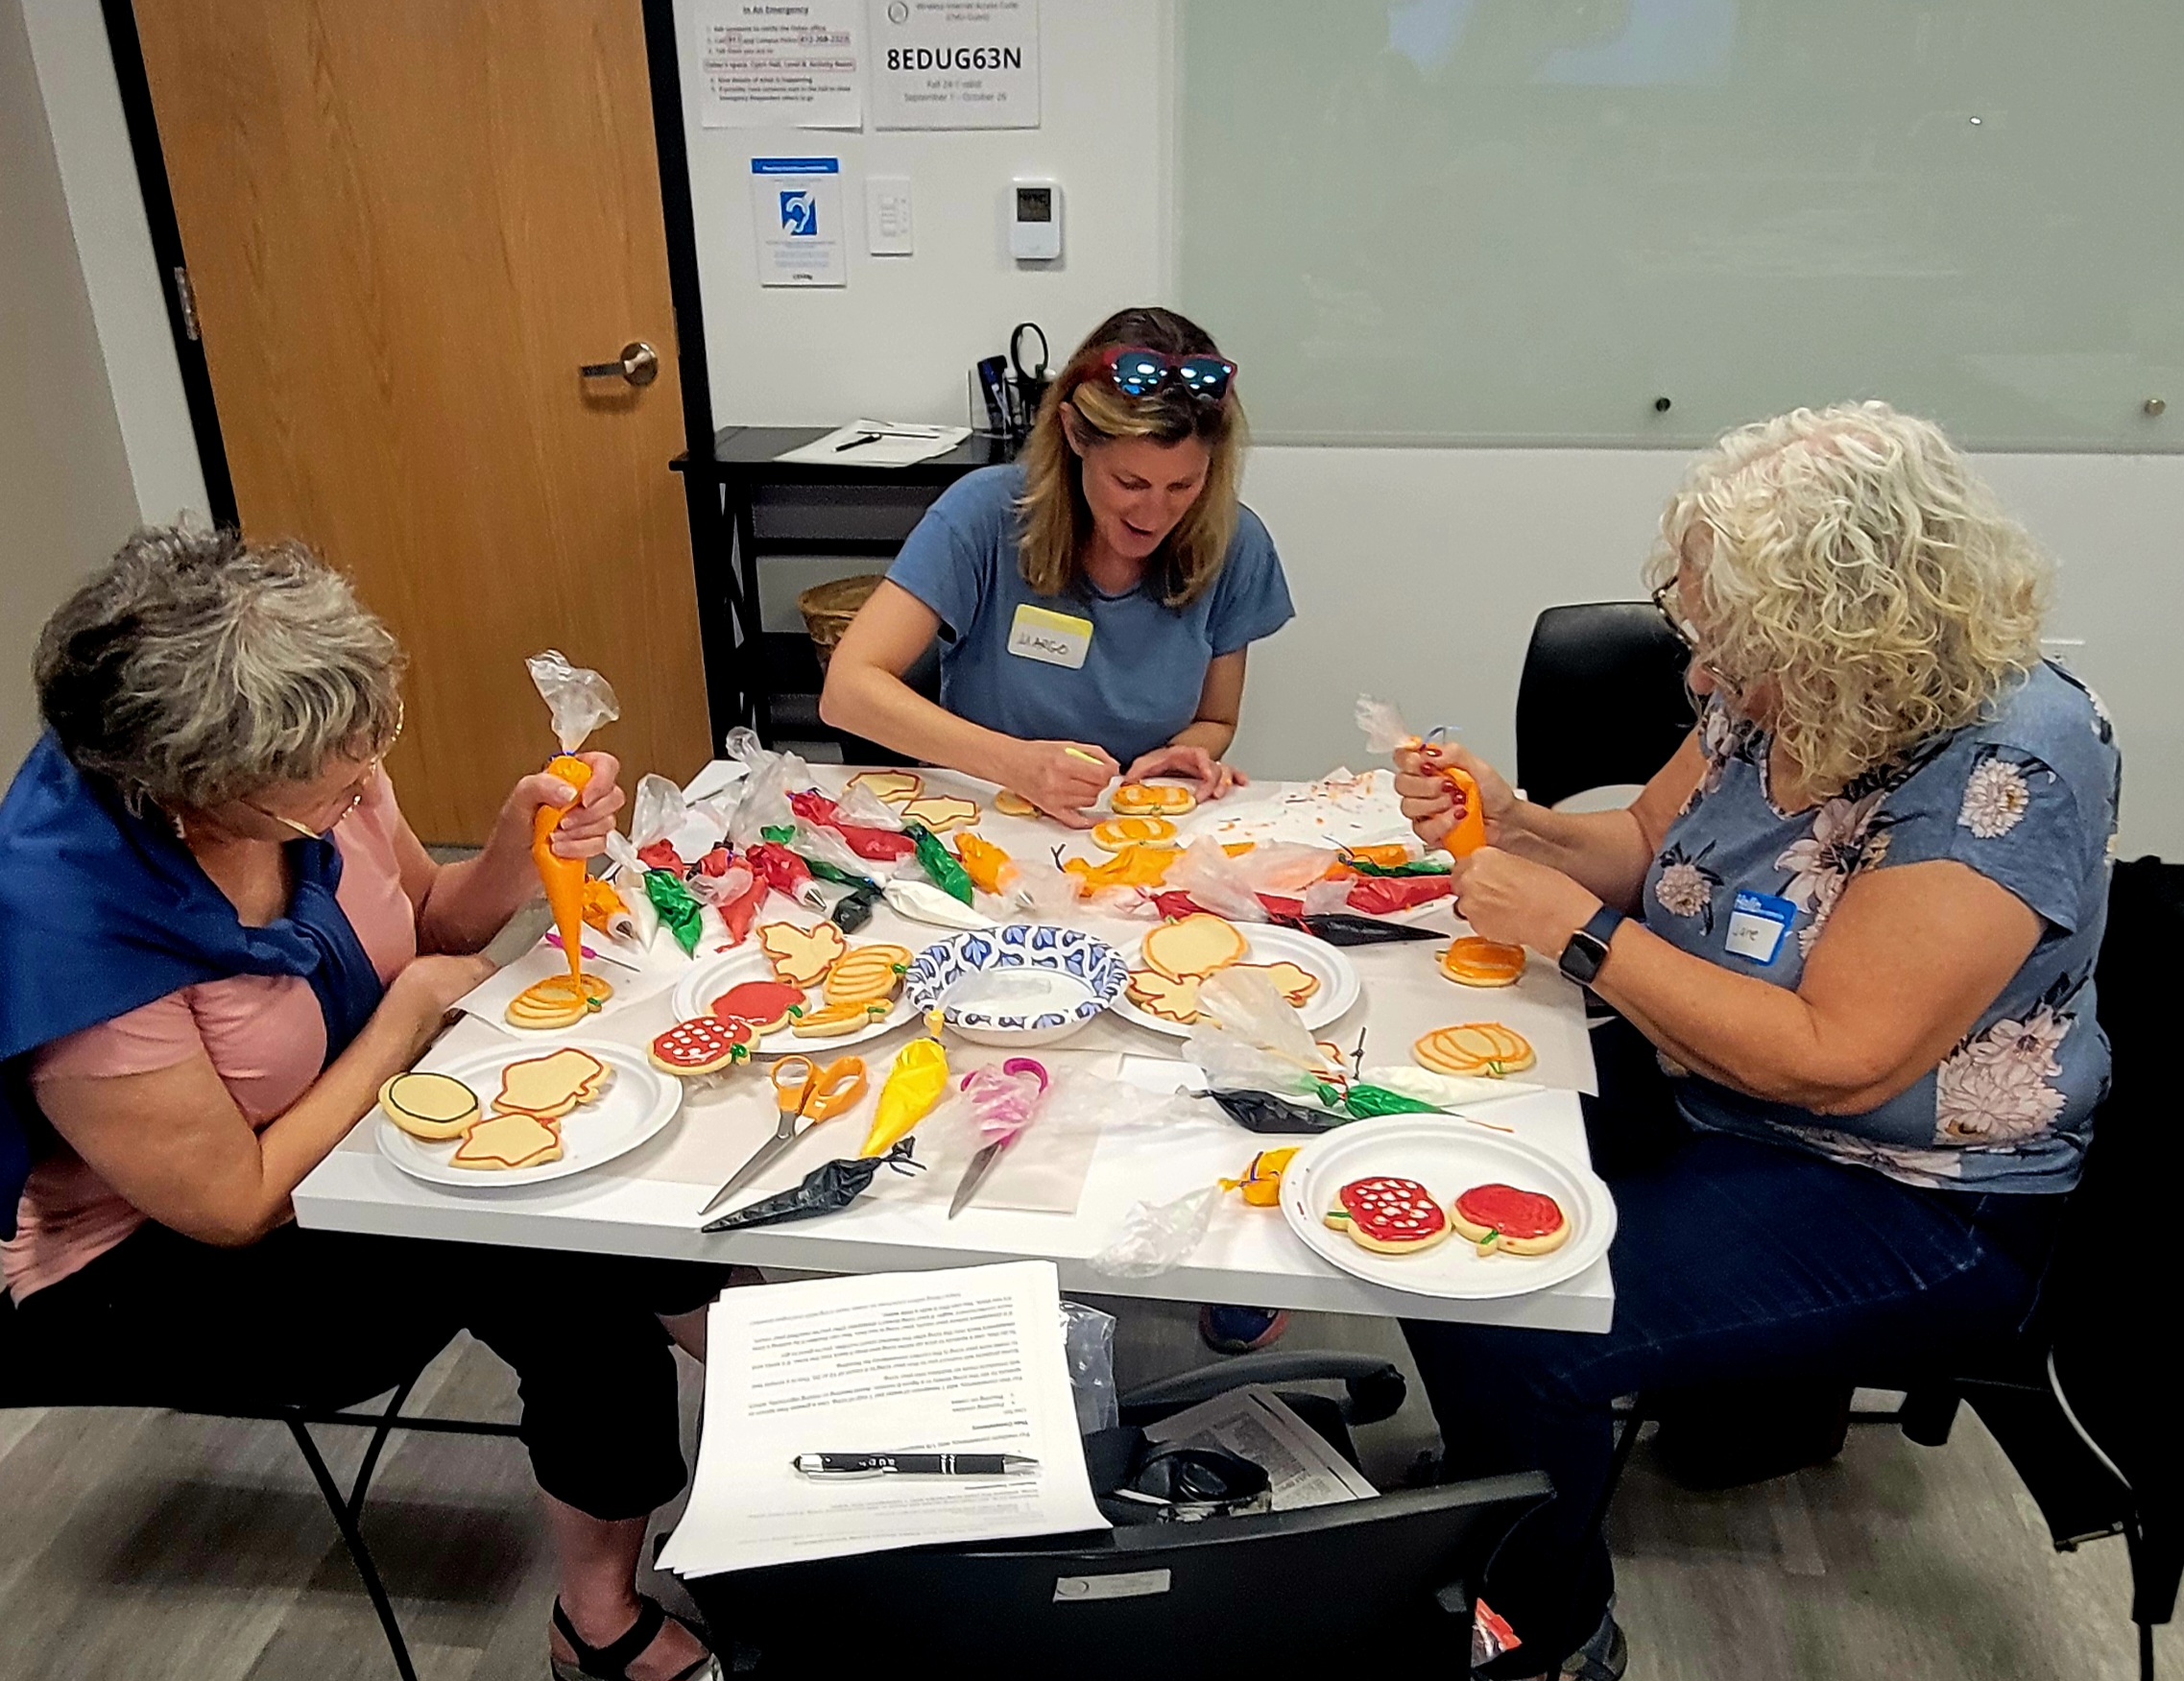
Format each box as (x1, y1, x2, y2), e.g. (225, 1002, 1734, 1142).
(1096, 345, 1237, 403)
(241, 701, 402, 840)
(1651, 580, 1701, 650)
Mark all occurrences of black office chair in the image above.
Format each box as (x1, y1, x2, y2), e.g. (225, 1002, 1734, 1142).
(0, 1307, 517, 1681)
(686, 1350, 1549, 1676)
(1596, 856, 2182, 1679)
(1514, 602, 1694, 809)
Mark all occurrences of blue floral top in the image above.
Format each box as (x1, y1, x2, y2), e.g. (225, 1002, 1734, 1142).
(1642, 661, 2120, 1193)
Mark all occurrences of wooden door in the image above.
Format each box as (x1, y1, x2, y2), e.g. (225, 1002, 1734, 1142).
(131, 0, 710, 843)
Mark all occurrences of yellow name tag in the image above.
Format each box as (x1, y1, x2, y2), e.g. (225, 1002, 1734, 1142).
(1006, 603, 1093, 670)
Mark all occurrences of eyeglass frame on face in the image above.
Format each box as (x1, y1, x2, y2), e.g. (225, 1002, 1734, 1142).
(1651, 578, 1744, 701)
(239, 701, 404, 840)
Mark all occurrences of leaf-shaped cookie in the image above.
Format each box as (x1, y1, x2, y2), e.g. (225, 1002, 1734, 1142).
(758, 920, 848, 987)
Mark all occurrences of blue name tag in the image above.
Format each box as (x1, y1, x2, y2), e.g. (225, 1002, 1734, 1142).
(1724, 889, 1796, 965)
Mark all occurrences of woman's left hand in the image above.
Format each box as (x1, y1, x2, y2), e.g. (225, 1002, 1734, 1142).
(1124, 744, 1246, 801)
(1449, 847, 1602, 955)
(510, 752, 626, 858)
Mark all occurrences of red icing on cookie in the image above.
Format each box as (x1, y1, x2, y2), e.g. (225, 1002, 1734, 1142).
(1335, 1176, 1448, 1245)
(1453, 1184, 1565, 1241)
(709, 980, 805, 1025)
(651, 1017, 752, 1069)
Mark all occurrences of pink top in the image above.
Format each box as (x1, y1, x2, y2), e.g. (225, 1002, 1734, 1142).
(2, 774, 419, 1300)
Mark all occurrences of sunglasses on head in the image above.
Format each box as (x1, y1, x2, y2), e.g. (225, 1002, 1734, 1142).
(1095, 345, 1236, 403)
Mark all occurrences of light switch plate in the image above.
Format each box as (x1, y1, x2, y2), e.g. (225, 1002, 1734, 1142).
(866, 175, 913, 255)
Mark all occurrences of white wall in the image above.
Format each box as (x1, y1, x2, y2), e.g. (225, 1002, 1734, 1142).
(675, 0, 1169, 427)
(19, 0, 207, 525)
(1, 0, 140, 772)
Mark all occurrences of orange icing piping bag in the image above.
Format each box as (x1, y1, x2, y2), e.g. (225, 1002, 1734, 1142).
(535, 754, 592, 982)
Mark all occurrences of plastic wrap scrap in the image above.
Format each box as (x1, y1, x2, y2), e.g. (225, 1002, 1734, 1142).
(788, 789, 916, 862)
(1182, 969, 1331, 1097)
(1060, 1300, 1120, 1434)
(526, 650, 620, 753)
(832, 782, 908, 832)
(699, 1138, 921, 1233)
(723, 727, 814, 849)
(1087, 1185, 1220, 1279)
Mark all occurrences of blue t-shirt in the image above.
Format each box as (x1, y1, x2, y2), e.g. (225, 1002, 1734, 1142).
(885, 465, 1295, 766)
(1643, 661, 2121, 1194)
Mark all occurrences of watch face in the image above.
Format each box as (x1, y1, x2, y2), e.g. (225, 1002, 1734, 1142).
(1560, 931, 1607, 984)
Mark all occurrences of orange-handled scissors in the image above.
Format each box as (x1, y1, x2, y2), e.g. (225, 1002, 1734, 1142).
(700, 1056, 869, 1217)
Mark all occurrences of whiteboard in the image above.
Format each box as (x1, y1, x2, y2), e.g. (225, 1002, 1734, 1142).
(1176, 0, 2184, 449)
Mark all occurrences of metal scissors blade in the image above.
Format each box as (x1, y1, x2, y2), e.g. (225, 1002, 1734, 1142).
(948, 1141, 1007, 1220)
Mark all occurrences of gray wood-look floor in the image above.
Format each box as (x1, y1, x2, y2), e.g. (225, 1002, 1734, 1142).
(1, 1294, 2171, 1681)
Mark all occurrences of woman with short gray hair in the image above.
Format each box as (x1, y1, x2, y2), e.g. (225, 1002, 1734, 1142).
(0, 527, 722, 1681)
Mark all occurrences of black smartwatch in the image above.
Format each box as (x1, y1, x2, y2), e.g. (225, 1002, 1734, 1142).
(1557, 905, 1626, 986)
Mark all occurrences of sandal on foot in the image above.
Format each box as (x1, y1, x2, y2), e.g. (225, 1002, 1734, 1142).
(549, 1596, 721, 1681)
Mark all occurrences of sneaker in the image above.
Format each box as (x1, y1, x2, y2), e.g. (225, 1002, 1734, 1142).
(1198, 1305, 1290, 1354)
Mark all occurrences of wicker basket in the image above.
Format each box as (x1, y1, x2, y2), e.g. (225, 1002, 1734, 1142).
(796, 574, 885, 671)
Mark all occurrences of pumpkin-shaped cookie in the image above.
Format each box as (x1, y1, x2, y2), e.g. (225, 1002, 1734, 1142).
(1440, 937, 1527, 988)
(826, 944, 912, 1005)
(504, 972, 612, 1030)
(1112, 781, 1197, 816)
(1413, 1022, 1536, 1078)
(1092, 816, 1179, 853)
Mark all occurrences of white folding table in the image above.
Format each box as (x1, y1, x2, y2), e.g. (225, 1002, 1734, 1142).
(295, 766, 1614, 1331)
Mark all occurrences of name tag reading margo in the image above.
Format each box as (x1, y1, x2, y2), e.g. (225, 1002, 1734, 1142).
(1723, 889, 1796, 966)
(1006, 603, 1092, 670)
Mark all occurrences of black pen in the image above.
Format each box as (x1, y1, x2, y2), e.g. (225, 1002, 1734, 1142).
(792, 1452, 1038, 1478)
(834, 432, 881, 451)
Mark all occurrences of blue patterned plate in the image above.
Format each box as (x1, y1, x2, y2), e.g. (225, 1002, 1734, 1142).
(903, 925, 1128, 1047)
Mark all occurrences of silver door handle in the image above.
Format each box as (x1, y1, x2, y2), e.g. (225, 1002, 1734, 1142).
(580, 341, 659, 386)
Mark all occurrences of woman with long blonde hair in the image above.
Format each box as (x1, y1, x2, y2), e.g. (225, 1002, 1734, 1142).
(1392, 404, 2120, 1681)
(822, 306, 1293, 825)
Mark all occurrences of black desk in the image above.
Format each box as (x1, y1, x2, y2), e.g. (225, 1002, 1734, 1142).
(671, 425, 1014, 755)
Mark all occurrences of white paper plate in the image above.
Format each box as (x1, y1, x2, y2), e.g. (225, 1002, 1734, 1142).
(1279, 1115, 1617, 1300)
(667, 943, 914, 1052)
(375, 1040, 683, 1189)
(1109, 922, 1361, 1039)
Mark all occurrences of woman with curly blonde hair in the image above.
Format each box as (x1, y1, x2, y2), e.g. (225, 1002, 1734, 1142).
(822, 306, 1293, 825)
(1392, 404, 2120, 1681)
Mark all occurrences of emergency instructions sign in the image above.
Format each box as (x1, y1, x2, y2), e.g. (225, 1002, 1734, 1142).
(869, 0, 1040, 130)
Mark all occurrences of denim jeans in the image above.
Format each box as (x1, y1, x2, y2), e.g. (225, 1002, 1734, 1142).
(1404, 1114, 2057, 1674)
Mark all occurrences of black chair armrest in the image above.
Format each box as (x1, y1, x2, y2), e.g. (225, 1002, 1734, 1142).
(1120, 1351, 1405, 1429)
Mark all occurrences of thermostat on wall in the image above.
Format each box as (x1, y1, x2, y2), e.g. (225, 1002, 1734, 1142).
(1010, 180, 1061, 262)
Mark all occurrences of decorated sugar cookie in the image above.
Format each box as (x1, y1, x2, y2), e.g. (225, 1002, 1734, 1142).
(504, 972, 612, 1030)
(792, 997, 893, 1038)
(709, 980, 806, 1036)
(490, 1047, 612, 1119)
(1141, 913, 1248, 982)
(1414, 1022, 1536, 1079)
(1092, 816, 1179, 853)
(899, 793, 979, 831)
(1451, 1183, 1570, 1257)
(825, 944, 911, 1005)
(649, 1016, 753, 1075)
(994, 789, 1037, 817)
(758, 921, 848, 987)
(1236, 961, 1319, 1007)
(378, 1071, 481, 1141)
(452, 1111, 564, 1171)
(1126, 969, 1203, 1024)
(848, 770, 923, 804)
(1440, 937, 1527, 988)
(1322, 1175, 1452, 1255)
(1112, 781, 1197, 816)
